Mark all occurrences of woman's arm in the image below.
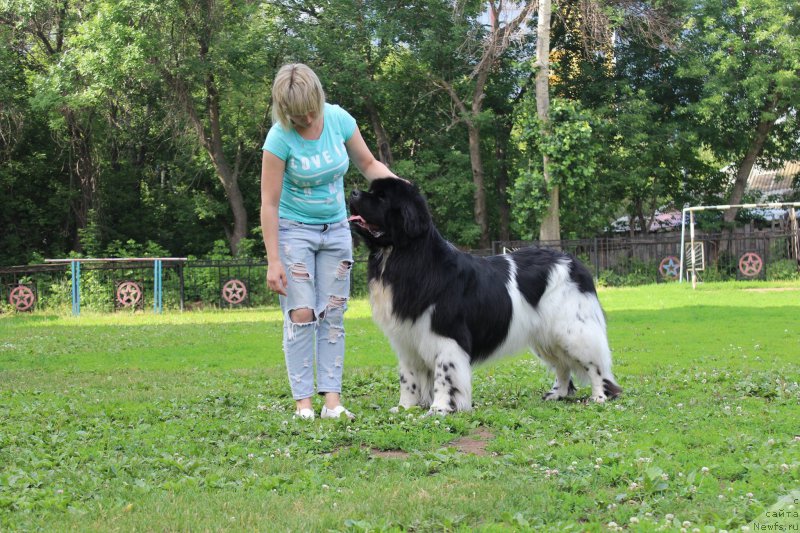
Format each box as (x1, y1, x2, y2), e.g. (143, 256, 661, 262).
(260, 150, 288, 295)
(345, 127, 398, 182)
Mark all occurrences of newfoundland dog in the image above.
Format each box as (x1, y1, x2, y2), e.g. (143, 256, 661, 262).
(349, 178, 621, 414)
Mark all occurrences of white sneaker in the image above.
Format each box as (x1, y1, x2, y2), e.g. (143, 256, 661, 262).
(320, 405, 355, 420)
(293, 408, 315, 420)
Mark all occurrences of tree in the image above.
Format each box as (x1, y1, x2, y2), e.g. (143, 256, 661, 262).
(272, 0, 501, 246)
(0, 21, 72, 264)
(601, 16, 725, 234)
(150, 0, 278, 255)
(75, 0, 279, 256)
(531, 0, 685, 241)
(1, 0, 102, 250)
(433, 1, 537, 248)
(512, 98, 610, 239)
(680, 0, 800, 224)
(535, 0, 557, 242)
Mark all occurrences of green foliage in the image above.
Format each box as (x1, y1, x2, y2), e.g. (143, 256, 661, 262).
(679, 0, 800, 170)
(597, 259, 661, 287)
(766, 259, 800, 281)
(511, 98, 605, 239)
(2, 0, 799, 266)
(0, 40, 73, 265)
(105, 239, 169, 259)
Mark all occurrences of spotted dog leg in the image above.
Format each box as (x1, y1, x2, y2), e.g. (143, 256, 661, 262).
(587, 362, 623, 403)
(542, 363, 576, 401)
(391, 349, 433, 412)
(428, 343, 472, 415)
(586, 362, 622, 403)
(396, 362, 421, 409)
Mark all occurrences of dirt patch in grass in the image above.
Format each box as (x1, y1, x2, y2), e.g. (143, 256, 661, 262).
(368, 426, 495, 459)
(448, 426, 494, 456)
(369, 448, 413, 459)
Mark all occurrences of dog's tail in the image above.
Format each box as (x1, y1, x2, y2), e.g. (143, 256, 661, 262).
(603, 375, 623, 399)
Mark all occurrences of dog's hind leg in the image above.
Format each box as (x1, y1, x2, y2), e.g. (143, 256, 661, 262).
(531, 344, 575, 401)
(557, 298, 622, 403)
(590, 359, 623, 402)
(585, 362, 622, 403)
(428, 341, 472, 415)
(542, 361, 575, 401)
(569, 349, 622, 403)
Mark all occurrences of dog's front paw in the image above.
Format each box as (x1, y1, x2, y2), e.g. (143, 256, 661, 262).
(424, 406, 452, 417)
(390, 405, 423, 414)
(591, 394, 607, 404)
(542, 389, 568, 401)
(543, 379, 576, 401)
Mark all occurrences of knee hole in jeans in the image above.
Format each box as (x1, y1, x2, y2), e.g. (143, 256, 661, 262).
(289, 307, 315, 323)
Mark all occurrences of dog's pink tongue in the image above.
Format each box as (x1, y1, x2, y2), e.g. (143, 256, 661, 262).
(348, 215, 365, 223)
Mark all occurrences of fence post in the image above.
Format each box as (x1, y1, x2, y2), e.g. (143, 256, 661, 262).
(178, 262, 185, 312)
(70, 260, 81, 316)
(593, 237, 599, 281)
(153, 259, 162, 314)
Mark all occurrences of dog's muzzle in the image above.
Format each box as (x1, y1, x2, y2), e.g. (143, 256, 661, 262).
(348, 191, 385, 238)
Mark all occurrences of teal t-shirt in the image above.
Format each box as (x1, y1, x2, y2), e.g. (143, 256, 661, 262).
(263, 103, 357, 224)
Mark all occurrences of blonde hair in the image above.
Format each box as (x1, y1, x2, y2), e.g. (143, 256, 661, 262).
(271, 63, 326, 129)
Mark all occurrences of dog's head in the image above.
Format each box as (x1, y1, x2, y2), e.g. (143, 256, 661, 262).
(348, 178, 431, 249)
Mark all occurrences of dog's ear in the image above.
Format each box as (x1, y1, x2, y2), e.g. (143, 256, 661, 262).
(386, 193, 430, 246)
(401, 201, 429, 238)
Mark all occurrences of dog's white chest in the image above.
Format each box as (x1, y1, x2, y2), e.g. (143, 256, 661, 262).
(368, 279, 395, 329)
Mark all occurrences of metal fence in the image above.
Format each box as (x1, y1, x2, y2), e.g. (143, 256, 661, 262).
(1, 229, 798, 313)
(494, 228, 800, 285)
(0, 257, 372, 314)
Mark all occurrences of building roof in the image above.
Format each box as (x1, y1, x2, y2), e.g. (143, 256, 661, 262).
(611, 209, 683, 233)
(746, 161, 800, 197)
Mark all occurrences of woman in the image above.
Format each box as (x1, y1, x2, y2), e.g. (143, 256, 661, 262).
(260, 63, 397, 420)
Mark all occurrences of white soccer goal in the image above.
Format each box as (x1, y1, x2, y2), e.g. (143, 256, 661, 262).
(679, 202, 800, 288)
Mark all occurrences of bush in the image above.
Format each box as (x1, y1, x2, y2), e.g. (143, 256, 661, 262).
(766, 259, 800, 281)
(597, 258, 659, 287)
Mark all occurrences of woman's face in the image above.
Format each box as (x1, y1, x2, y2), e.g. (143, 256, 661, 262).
(289, 112, 317, 130)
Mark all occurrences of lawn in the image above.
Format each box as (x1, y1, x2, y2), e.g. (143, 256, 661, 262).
(1, 282, 798, 532)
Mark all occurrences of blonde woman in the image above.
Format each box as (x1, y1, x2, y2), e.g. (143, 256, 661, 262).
(261, 63, 397, 420)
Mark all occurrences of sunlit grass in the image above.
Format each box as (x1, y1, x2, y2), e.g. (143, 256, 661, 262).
(1, 282, 799, 531)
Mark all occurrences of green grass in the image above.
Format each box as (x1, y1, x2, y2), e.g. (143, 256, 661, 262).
(1, 282, 799, 532)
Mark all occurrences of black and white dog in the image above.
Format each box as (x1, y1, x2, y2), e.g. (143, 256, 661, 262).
(349, 178, 621, 415)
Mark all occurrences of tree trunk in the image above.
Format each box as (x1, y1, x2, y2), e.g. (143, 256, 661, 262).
(467, 122, 490, 248)
(64, 109, 98, 251)
(364, 96, 393, 166)
(536, 0, 559, 245)
(166, 71, 248, 256)
(723, 112, 778, 225)
(436, 79, 491, 248)
(540, 175, 560, 245)
(495, 130, 511, 241)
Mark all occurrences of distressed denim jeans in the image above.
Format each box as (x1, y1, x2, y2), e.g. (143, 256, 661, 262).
(277, 218, 353, 400)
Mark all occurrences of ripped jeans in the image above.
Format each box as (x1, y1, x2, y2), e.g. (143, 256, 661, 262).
(277, 218, 353, 400)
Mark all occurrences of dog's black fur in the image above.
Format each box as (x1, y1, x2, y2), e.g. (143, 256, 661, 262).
(349, 178, 621, 413)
